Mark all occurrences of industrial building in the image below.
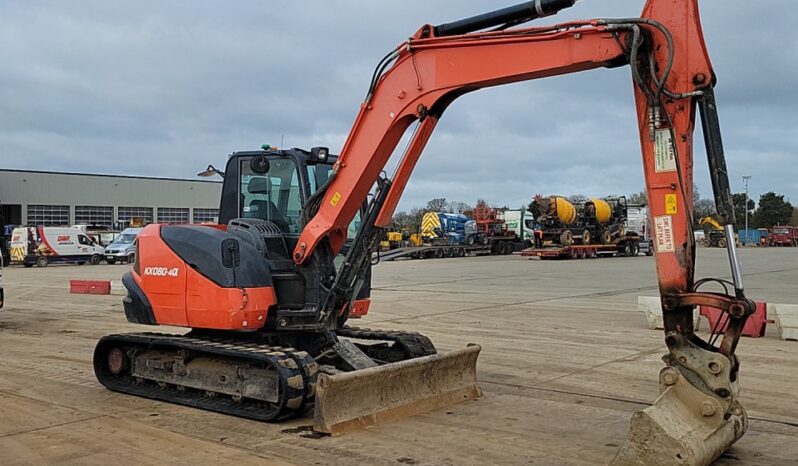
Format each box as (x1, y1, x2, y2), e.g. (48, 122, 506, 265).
(0, 169, 222, 228)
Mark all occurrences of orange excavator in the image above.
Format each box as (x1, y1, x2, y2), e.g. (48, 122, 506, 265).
(94, 1, 755, 463)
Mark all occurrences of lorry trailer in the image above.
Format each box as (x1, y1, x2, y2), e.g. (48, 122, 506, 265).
(376, 206, 537, 261)
(521, 234, 642, 260)
(376, 234, 529, 261)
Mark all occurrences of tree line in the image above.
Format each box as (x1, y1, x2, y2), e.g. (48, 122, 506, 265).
(627, 188, 797, 229)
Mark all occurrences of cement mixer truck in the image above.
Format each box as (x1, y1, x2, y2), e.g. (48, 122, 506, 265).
(583, 196, 629, 244)
(532, 195, 580, 245)
(525, 195, 641, 259)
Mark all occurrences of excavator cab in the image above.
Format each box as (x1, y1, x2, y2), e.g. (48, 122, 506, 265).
(219, 148, 340, 230)
(213, 148, 372, 327)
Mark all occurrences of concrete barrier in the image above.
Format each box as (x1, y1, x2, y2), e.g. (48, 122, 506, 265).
(770, 303, 798, 341)
(638, 296, 700, 331)
(110, 279, 126, 296)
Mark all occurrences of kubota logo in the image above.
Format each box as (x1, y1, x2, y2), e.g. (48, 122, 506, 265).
(143, 267, 179, 277)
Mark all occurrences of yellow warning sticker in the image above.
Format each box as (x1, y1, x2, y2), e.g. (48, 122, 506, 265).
(665, 194, 677, 214)
(330, 192, 342, 207)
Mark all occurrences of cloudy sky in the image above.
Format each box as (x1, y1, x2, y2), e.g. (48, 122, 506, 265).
(1, 1, 796, 212)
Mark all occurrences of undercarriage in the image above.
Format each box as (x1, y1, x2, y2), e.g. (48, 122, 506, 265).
(94, 326, 448, 423)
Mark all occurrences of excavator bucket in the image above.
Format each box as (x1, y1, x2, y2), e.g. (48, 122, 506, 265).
(612, 365, 748, 466)
(313, 344, 482, 435)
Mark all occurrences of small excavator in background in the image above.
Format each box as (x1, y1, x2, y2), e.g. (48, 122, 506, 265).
(95, 1, 756, 464)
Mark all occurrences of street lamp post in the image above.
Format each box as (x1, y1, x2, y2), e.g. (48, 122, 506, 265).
(742, 175, 751, 245)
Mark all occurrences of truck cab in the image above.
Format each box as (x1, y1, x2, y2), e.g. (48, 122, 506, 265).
(502, 210, 537, 244)
(769, 226, 797, 247)
(626, 204, 654, 256)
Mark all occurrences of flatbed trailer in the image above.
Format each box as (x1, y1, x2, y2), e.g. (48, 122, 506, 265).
(376, 236, 529, 262)
(521, 235, 642, 260)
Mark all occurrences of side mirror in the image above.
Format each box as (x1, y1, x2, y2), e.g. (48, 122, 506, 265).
(250, 155, 270, 174)
(221, 238, 240, 268)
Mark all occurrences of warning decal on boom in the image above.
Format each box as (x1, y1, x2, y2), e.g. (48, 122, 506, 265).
(654, 129, 677, 173)
(665, 194, 677, 214)
(654, 215, 675, 253)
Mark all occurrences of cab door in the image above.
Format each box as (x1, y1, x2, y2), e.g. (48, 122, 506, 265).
(77, 234, 96, 256)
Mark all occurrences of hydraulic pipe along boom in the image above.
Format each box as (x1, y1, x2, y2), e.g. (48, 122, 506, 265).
(433, 0, 576, 36)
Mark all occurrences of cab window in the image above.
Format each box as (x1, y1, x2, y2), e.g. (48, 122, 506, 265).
(307, 163, 334, 193)
(78, 235, 93, 246)
(308, 162, 361, 239)
(240, 158, 302, 234)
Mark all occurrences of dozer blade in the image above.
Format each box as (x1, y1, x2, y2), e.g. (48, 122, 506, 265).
(612, 365, 747, 466)
(313, 344, 481, 435)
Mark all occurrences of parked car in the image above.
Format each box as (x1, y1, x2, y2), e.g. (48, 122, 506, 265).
(103, 228, 142, 264)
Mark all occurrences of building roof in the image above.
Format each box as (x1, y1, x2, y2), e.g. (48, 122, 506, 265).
(0, 168, 222, 184)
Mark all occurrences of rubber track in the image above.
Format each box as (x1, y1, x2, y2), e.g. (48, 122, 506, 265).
(336, 326, 437, 358)
(94, 332, 317, 421)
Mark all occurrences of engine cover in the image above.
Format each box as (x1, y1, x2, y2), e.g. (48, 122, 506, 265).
(125, 224, 277, 330)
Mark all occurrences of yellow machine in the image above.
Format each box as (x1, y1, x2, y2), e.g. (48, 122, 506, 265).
(545, 196, 577, 225)
(699, 216, 740, 247)
(387, 231, 402, 243)
(586, 198, 612, 224)
(699, 216, 724, 231)
(421, 212, 443, 238)
(380, 231, 412, 250)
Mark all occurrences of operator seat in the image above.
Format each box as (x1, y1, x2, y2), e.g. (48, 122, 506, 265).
(245, 177, 291, 233)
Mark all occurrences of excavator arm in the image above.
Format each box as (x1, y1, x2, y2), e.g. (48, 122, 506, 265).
(296, 1, 754, 464)
(700, 215, 725, 231)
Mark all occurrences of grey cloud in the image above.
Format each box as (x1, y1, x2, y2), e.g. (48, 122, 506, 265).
(0, 0, 795, 212)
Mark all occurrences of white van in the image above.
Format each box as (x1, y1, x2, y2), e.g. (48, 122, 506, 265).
(10, 226, 105, 267)
(103, 228, 142, 264)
